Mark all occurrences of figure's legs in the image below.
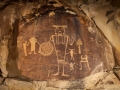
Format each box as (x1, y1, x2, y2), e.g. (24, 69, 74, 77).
(70, 67, 73, 70)
(80, 62, 82, 70)
(33, 46, 36, 54)
(34, 50, 36, 54)
(62, 62, 69, 76)
(87, 62, 91, 70)
(54, 62, 59, 75)
(30, 44, 36, 54)
(25, 47, 27, 56)
(70, 56, 74, 60)
(29, 47, 32, 54)
(29, 50, 36, 54)
(71, 65, 74, 70)
(25, 50, 27, 56)
(23, 45, 27, 56)
(29, 51, 32, 54)
(62, 62, 65, 75)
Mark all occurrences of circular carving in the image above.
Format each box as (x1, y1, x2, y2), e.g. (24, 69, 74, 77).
(39, 41, 53, 56)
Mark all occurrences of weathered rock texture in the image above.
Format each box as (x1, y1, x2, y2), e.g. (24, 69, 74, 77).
(0, 0, 120, 90)
(17, 8, 115, 80)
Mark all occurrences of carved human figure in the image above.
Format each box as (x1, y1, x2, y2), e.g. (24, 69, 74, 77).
(29, 36, 39, 54)
(0, 36, 9, 77)
(69, 62, 75, 70)
(51, 25, 69, 76)
(68, 49, 76, 60)
(23, 41, 29, 56)
(80, 55, 91, 70)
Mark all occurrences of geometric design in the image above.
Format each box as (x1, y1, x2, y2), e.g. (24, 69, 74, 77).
(39, 41, 53, 56)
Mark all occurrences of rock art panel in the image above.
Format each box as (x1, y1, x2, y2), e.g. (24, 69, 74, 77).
(17, 10, 114, 80)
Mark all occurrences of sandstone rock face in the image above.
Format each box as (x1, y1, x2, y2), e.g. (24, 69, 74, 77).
(3, 71, 120, 90)
(0, 85, 8, 90)
(0, 77, 4, 84)
(16, 5, 115, 80)
(5, 78, 36, 90)
(0, 0, 119, 90)
(81, 3, 120, 65)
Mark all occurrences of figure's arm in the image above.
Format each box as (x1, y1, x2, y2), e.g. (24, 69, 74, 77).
(37, 41, 40, 45)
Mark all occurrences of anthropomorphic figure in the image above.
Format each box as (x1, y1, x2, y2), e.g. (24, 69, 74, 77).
(69, 49, 76, 60)
(0, 36, 9, 77)
(50, 25, 69, 76)
(23, 41, 29, 56)
(29, 36, 39, 54)
(69, 62, 75, 70)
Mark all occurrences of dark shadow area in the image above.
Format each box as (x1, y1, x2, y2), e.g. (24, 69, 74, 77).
(7, 19, 22, 78)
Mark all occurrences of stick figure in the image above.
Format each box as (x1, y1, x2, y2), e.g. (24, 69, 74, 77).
(23, 41, 29, 56)
(29, 36, 39, 54)
(68, 49, 76, 60)
(69, 62, 75, 70)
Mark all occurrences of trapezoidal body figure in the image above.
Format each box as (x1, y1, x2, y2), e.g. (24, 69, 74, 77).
(50, 25, 70, 76)
(29, 36, 39, 54)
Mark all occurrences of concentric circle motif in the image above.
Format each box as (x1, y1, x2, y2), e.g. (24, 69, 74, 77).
(39, 42, 53, 56)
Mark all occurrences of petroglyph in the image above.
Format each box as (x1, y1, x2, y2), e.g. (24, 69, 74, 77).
(69, 62, 75, 70)
(76, 38, 82, 54)
(29, 36, 39, 54)
(80, 55, 91, 70)
(39, 41, 53, 56)
(23, 41, 29, 56)
(51, 25, 69, 76)
(67, 49, 76, 60)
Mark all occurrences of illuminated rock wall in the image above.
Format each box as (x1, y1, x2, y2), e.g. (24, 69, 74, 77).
(16, 9, 114, 80)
